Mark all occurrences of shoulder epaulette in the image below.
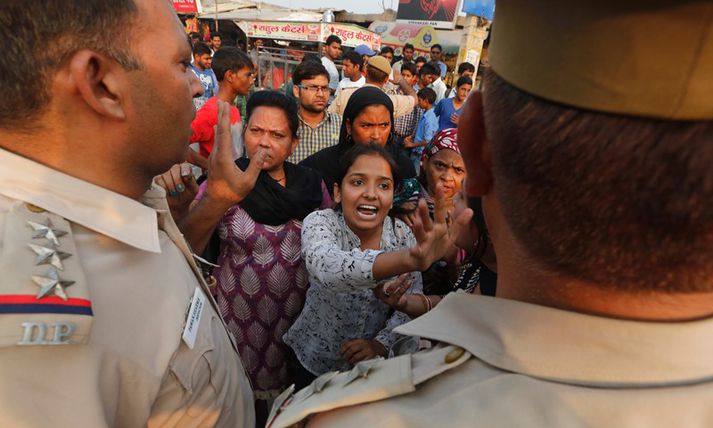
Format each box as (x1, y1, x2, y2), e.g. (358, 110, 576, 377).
(0, 203, 93, 347)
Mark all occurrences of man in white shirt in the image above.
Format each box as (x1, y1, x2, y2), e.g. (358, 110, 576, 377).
(428, 61, 447, 102)
(392, 43, 415, 75)
(321, 35, 343, 100)
(335, 50, 365, 97)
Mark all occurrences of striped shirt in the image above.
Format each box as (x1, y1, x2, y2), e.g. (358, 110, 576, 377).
(288, 111, 342, 164)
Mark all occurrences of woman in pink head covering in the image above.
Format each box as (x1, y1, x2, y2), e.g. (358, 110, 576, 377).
(377, 127, 497, 320)
(419, 128, 466, 215)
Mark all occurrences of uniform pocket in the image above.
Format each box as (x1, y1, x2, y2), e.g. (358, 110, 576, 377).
(168, 313, 219, 419)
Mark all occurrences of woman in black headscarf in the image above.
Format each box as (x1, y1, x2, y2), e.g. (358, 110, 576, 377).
(300, 86, 417, 195)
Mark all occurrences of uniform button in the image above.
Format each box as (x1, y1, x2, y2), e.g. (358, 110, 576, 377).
(444, 346, 465, 364)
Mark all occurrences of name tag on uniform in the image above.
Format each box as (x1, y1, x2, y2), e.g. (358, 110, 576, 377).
(182, 287, 206, 349)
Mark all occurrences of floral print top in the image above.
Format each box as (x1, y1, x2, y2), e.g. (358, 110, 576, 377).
(283, 208, 423, 376)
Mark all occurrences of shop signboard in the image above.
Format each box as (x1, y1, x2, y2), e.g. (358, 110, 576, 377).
(324, 23, 381, 51)
(244, 21, 380, 50)
(396, 0, 460, 29)
(246, 21, 322, 42)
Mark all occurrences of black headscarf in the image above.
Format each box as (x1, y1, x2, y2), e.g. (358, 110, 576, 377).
(338, 86, 395, 147)
(235, 158, 323, 226)
(300, 86, 415, 193)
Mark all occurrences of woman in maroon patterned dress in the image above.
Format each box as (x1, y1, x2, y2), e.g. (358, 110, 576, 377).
(179, 91, 330, 425)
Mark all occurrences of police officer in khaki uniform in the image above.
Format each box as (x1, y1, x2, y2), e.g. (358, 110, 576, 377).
(0, 0, 258, 426)
(267, 1, 713, 426)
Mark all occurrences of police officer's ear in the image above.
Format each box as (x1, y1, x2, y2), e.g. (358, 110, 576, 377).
(457, 91, 492, 198)
(59, 50, 127, 121)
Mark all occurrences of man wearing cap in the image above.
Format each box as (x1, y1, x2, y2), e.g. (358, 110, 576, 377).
(354, 44, 376, 78)
(328, 55, 417, 118)
(267, 1, 713, 426)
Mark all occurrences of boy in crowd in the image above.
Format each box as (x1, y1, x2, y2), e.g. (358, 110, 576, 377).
(321, 35, 343, 99)
(415, 63, 437, 91)
(335, 50, 365, 97)
(380, 46, 395, 64)
(393, 62, 422, 147)
(190, 47, 254, 159)
(210, 31, 222, 55)
(414, 56, 427, 73)
(404, 87, 438, 170)
(447, 62, 476, 98)
(189, 42, 218, 110)
(392, 43, 415, 74)
(428, 61, 448, 102)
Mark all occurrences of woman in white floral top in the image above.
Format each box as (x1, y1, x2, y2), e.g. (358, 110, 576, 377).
(284, 142, 471, 389)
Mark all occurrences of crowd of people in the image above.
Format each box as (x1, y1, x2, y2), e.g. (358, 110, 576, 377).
(158, 30, 485, 425)
(2, 0, 713, 427)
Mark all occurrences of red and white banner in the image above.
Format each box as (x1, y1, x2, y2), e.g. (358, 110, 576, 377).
(173, 0, 201, 14)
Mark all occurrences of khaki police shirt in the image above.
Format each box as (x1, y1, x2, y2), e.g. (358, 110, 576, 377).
(0, 148, 254, 427)
(328, 83, 416, 118)
(269, 293, 713, 427)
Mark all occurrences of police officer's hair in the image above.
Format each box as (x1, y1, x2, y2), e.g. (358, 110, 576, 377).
(192, 42, 212, 57)
(0, 0, 140, 129)
(246, 91, 299, 139)
(458, 62, 475, 75)
(212, 47, 253, 82)
(483, 69, 713, 293)
(366, 64, 389, 83)
(292, 60, 329, 86)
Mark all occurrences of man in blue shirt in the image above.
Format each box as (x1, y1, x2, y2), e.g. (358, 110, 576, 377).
(189, 42, 218, 110)
(404, 87, 438, 170)
(434, 76, 473, 131)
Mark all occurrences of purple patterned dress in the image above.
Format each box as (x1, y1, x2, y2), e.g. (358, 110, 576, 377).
(213, 190, 330, 401)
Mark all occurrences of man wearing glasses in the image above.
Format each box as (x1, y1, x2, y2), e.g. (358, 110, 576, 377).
(430, 44, 447, 78)
(288, 61, 342, 163)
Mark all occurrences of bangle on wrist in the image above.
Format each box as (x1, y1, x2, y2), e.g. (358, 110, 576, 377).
(418, 293, 432, 313)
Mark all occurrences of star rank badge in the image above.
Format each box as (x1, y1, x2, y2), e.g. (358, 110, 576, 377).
(28, 243, 71, 270)
(32, 268, 75, 301)
(27, 219, 68, 247)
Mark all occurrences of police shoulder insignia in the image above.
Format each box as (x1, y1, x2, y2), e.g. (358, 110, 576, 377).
(0, 203, 93, 347)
